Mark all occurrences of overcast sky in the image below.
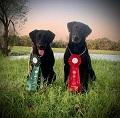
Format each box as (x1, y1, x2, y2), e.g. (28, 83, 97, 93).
(18, 0, 120, 42)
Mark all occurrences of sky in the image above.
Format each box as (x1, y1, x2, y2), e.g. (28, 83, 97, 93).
(18, 0, 120, 42)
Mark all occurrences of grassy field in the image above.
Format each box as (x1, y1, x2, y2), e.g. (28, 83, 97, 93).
(0, 55, 120, 118)
(10, 46, 120, 56)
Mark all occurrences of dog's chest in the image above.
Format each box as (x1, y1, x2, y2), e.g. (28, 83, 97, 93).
(69, 43, 86, 54)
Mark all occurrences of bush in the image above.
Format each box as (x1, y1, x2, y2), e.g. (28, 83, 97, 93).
(87, 38, 120, 51)
(4, 35, 120, 51)
(51, 40, 68, 48)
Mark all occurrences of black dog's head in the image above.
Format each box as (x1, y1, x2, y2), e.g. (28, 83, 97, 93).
(29, 30, 55, 56)
(67, 21, 92, 43)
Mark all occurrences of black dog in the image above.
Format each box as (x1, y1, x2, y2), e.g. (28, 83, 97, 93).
(64, 21, 96, 92)
(28, 29, 56, 85)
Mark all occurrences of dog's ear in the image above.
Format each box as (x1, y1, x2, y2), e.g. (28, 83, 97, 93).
(46, 30, 55, 43)
(67, 21, 77, 32)
(29, 30, 38, 43)
(84, 25, 92, 37)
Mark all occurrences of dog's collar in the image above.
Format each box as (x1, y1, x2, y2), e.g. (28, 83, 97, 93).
(67, 46, 86, 56)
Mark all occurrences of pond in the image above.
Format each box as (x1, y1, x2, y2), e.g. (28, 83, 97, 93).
(10, 53, 120, 61)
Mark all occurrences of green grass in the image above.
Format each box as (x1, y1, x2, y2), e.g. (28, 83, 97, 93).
(10, 46, 120, 56)
(88, 49, 120, 55)
(10, 46, 31, 56)
(0, 56, 120, 118)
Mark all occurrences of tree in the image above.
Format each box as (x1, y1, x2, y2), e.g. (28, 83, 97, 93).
(0, 0, 29, 56)
(86, 38, 120, 51)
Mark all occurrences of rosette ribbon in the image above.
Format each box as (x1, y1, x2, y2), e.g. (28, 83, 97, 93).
(26, 54, 44, 91)
(68, 54, 82, 92)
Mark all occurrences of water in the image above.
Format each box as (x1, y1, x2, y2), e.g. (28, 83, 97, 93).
(10, 53, 120, 61)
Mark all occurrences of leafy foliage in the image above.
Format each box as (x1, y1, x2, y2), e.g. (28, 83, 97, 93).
(87, 38, 120, 51)
(8, 35, 120, 51)
(51, 40, 68, 48)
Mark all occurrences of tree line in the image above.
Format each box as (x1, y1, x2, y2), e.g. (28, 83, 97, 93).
(86, 38, 120, 51)
(1, 35, 119, 51)
(52, 37, 120, 51)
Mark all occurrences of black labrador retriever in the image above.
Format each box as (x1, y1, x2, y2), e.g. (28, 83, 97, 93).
(64, 21, 96, 92)
(28, 29, 56, 85)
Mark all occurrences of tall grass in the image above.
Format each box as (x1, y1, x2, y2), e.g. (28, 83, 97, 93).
(0, 56, 120, 118)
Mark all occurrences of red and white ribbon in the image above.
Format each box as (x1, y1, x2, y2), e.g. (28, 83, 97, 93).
(68, 54, 82, 92)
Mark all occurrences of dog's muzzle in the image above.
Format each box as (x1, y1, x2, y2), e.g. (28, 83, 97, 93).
(37, 44, 46, 56)
(72, 35, 81, 43)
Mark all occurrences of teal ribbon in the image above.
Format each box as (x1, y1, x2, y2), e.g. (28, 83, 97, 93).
(26, 54, 44, 91)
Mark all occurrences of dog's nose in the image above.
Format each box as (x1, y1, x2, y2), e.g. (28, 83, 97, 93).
(38, 44, 45, 50)
(74, 35, 79, 39)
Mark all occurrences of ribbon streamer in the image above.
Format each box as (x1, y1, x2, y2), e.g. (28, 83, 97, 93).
(68, 54, 82, 92)
(26, 54, 44, 91)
